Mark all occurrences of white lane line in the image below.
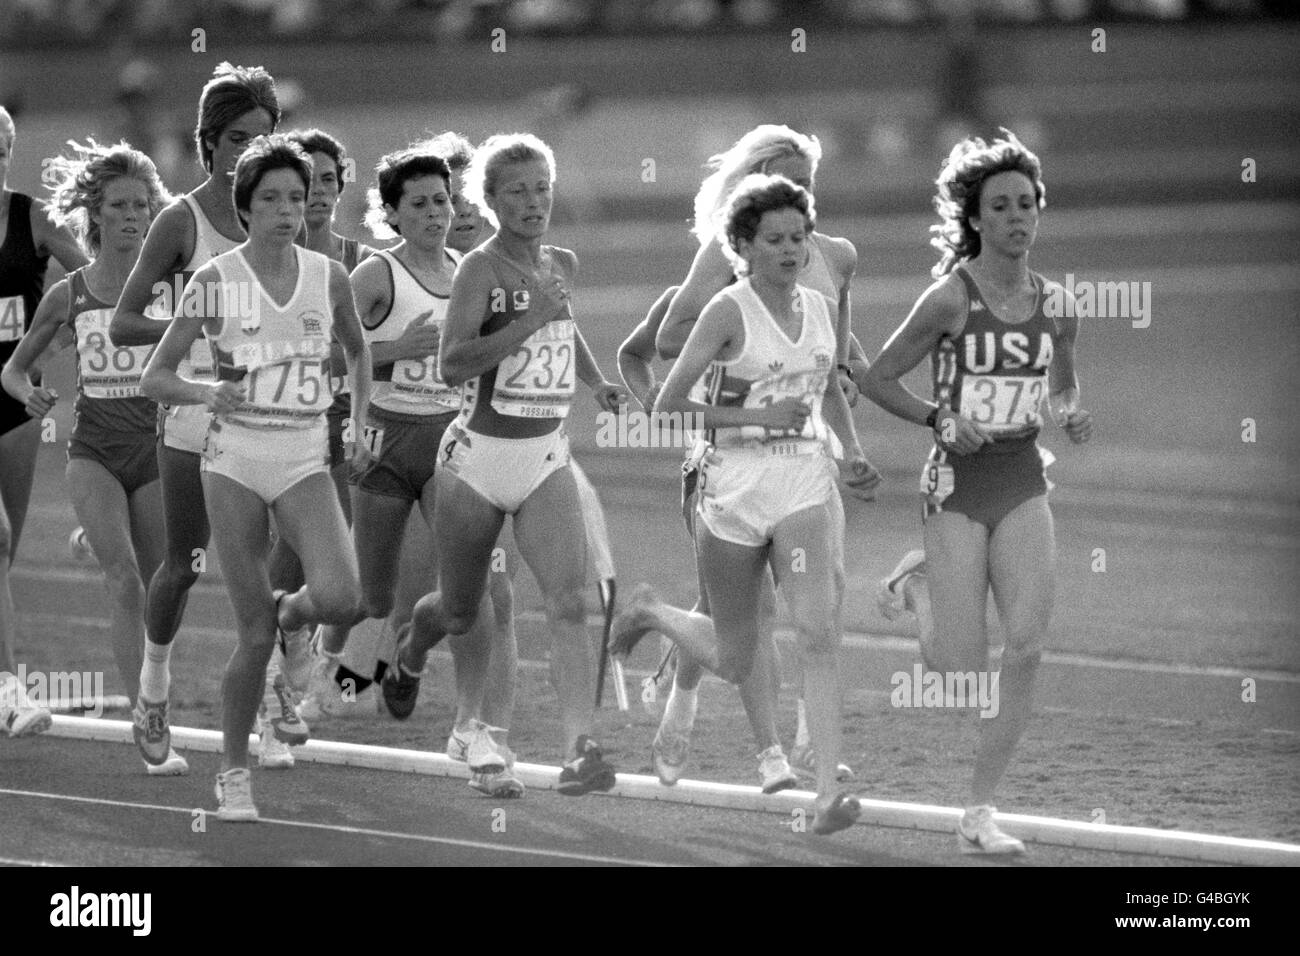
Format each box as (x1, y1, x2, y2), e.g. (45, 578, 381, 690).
(15, 604, 1300, 684)
(33, 725, 1300, 867)
(0, 788, 677, 868)
(0, 855, 66, 867)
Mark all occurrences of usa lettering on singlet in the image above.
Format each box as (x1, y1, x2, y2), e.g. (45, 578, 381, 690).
(933, 266, 1055, 439)
(367, 249, 462, 416)
(206, 247, 333, 430)
(701, 280, 835, 454)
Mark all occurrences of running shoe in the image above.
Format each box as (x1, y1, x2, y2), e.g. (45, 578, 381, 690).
(757, 745, 798, 794)
(469, 765, 525, 799)
(639, 640, 677, 719)
(651, 722, 691, 786)
(215, 768, 259, 822)
(132, 696, 173, 766)
(381, 660, 422, 720)
(811, 793, 862, 836)
(146, 748, 190, 776)
(462, 720, 507, 774)
(957, 805, 1026, 855)
(789, 744, 856, 784)
(297, 658, 378, 721)
(0, 674, 52, 738)
(557, 735, 617, 796)
(876, 549, 927, 622)
(257, 711, 295, 769)
(267, 672, 309, 745)
(280, 623, 315, 695)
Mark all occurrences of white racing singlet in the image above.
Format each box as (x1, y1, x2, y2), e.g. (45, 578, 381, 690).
(163, 194, 241, 450)
(205, 247, 334, 431)
(700, 279, 836, 455)
(366, 248, 462, 416)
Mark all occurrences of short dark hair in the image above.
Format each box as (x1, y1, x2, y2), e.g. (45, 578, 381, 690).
(287, 128, 349, 193)
(720, 173, 816, 268)
(233, 135, 312, 227)
(194, 62, 280, 173)
(364, 147, 451, 237)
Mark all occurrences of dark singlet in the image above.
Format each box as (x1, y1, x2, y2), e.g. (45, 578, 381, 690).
(65, 267, 156, 436)
(931, 265, 1055, 457)
(0, 192, 49, 434)
(459, 244, 576, 439)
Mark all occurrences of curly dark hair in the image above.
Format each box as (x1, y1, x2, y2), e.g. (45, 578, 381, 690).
(930, 128, 1045, 278)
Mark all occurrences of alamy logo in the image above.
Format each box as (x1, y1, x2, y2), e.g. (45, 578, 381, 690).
(1043, 274, 1152, 329)
(1, 665, 105, 718)
(595, 410, 706, 449)
(890, 663, 999, 718)
(49, 886, 151, 936)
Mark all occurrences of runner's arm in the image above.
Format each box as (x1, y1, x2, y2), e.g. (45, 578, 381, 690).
(657, 240, 731, 359)
(110, 202, 189, 346)
(1, 279, 70, 414)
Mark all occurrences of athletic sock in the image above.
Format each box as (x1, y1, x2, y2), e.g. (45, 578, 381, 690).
(794, 697, 811, 748)
(263, 653, 282, 715)
(334, 664, 372, 694)
(662, 683, 698, 731)
(139, 640, 172, 702)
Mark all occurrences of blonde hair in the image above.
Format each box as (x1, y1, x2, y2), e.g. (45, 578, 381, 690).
(0, 106, 15, 149)
(45, 139, 172, 255)
(463, 133, 556, 229)
(691, 124, 821, 244)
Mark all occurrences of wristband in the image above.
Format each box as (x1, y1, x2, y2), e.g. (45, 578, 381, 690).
(924, 407, 940, 430)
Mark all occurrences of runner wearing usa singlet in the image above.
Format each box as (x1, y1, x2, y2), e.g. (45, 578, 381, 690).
(386, 133, 627, 796)
(861, 130, 1092, 855)
(109, 63, 281, 770)
(141, 135, 370, 821)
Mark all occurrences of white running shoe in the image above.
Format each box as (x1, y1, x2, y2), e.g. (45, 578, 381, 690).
(215, 768, 259, 822)
(257, 712, 295, 769)
(0, 673, 52, 738)
(957, 805, 1026, 855)
(446, 724, 470, 762)
(297, 652, 376, 721)
(757, 745, 798, 794)
(466, 720, 507, 774)
(651, 722, 691, 786)
(789, 744, 856, 783)
(469, 763, 525, 798)
(877, 549, 927, 622)
(280, 624, 316, 695)
(145, 748, 190, 776)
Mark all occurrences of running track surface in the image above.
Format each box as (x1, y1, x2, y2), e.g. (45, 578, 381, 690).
(0, 738, 1209, 867)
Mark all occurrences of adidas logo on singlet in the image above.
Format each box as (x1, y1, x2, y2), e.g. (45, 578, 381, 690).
(970, 301, 986, 312)
(768, 360, 784, 374)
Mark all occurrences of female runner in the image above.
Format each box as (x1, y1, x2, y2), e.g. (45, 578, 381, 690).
(861, 130, 1092, 854)
(141, 135, 371, 821)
